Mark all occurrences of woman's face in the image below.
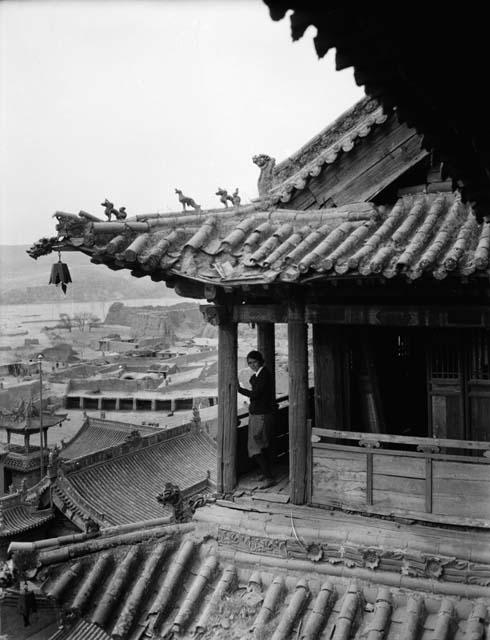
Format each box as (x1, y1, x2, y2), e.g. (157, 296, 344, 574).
(247, 358, 261, 372)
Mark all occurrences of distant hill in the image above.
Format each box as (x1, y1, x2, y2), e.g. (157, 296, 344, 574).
(0, 245, 178, 304)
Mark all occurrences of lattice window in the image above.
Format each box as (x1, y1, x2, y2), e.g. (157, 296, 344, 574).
(396, 333, 411, 358)
(430, 342, 460, 379)
(469, 330, 490, 380)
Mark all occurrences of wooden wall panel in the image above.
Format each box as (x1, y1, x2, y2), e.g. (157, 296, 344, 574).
(372, 490, 426, 512)
(432, 460, 490, 519)
(312, 448, 366, 507)
(372, 454, 425, 478)
(433, 496, 490, 519)
(433, 460, 490, 482)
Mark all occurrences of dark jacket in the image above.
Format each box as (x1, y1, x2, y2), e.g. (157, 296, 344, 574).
(238, 366, 275, 415)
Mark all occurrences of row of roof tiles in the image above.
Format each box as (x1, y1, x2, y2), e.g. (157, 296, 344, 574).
(31, 192, 490, 287)
(39, 525, 490, 640)
(60, 416, 159, 460)
(49, 619, 110, 640)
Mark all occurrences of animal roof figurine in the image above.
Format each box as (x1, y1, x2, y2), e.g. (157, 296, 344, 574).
(175, 189, 201, 212)
(101, 199, 117, 221)
(216, 188, 234, 208)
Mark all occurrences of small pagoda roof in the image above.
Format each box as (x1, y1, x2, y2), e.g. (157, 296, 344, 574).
(29, 192, 489, 296)
(1, 413, 67, 434)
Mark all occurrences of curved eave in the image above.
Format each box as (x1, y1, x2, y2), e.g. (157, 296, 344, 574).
(29, 194, 490, 297)
(3, 415, 67, 434)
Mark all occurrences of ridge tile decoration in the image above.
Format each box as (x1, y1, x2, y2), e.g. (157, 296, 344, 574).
(31, 514, 490, 640)
(60, 417, 160, 460)
(28, 193, 490, 291)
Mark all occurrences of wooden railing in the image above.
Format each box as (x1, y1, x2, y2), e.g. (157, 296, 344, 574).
(311, 428, 490, 527)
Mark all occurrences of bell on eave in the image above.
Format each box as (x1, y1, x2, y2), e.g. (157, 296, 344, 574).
(49, 252, 72, 294)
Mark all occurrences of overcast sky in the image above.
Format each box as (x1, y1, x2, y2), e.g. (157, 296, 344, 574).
(0, 0, 364, 246)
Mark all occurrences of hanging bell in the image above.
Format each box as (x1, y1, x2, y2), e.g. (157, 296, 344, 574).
(49, 252, 72, 294)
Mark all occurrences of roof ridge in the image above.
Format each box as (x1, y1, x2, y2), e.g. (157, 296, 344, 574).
(272, 97, 383, 184)
(63, 424, 207, 473)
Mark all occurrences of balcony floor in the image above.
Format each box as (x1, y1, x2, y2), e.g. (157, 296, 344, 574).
(234, 461, 290, 500)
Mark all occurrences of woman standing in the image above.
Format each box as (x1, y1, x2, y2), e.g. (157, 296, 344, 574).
(238, 350, 276, 488)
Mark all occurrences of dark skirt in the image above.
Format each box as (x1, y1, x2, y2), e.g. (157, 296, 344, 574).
(248, 413, 273, 456)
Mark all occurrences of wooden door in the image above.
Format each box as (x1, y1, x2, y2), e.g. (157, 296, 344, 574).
(427, 332, 465, 439)
(467, 329, 490, 442)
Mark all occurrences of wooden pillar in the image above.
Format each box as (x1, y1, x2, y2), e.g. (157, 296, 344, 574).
(257, 323, 276, 394)
(312, 325, 344, 430)
(288, 298, 308, 505)
(217, 312, 238, 494)
(0, 457, 5, 495)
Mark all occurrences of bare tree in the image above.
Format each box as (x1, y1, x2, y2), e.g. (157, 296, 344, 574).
(72, 312, 101, 332)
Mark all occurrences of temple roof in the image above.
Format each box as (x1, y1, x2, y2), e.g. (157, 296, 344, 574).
(262, 3, 490, 223)
(53, 426, 216, 527)
(60, 416, 160, 460)
(29, 193, 489, 295)
(0, 501, 53, 538)
(32, 503, 490, 640)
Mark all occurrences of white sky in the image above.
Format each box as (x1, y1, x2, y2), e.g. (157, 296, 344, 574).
(0, 0, 364, 245)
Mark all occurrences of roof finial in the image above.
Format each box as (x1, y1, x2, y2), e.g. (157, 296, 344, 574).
(252, 154, 276, 196)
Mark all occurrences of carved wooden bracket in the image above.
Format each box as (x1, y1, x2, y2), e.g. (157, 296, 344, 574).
(204, 284, 217, 301)
(417, 444, 440, 454)
(359, 439, 381, 449)
(200, 304, 231, 326)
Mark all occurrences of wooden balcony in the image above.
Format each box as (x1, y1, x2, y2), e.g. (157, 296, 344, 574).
(311, 428, 490, 527)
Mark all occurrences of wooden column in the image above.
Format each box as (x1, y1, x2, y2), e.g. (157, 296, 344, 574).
(288, 298, 309, 505)
(257, 322, 276, 394)
(217, 310, 238, 494)
(312, 325, 344, 430)
(0, 457, 4, 495)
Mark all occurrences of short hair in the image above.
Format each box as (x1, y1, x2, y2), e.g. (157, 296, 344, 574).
(246, 350, 264, 364)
